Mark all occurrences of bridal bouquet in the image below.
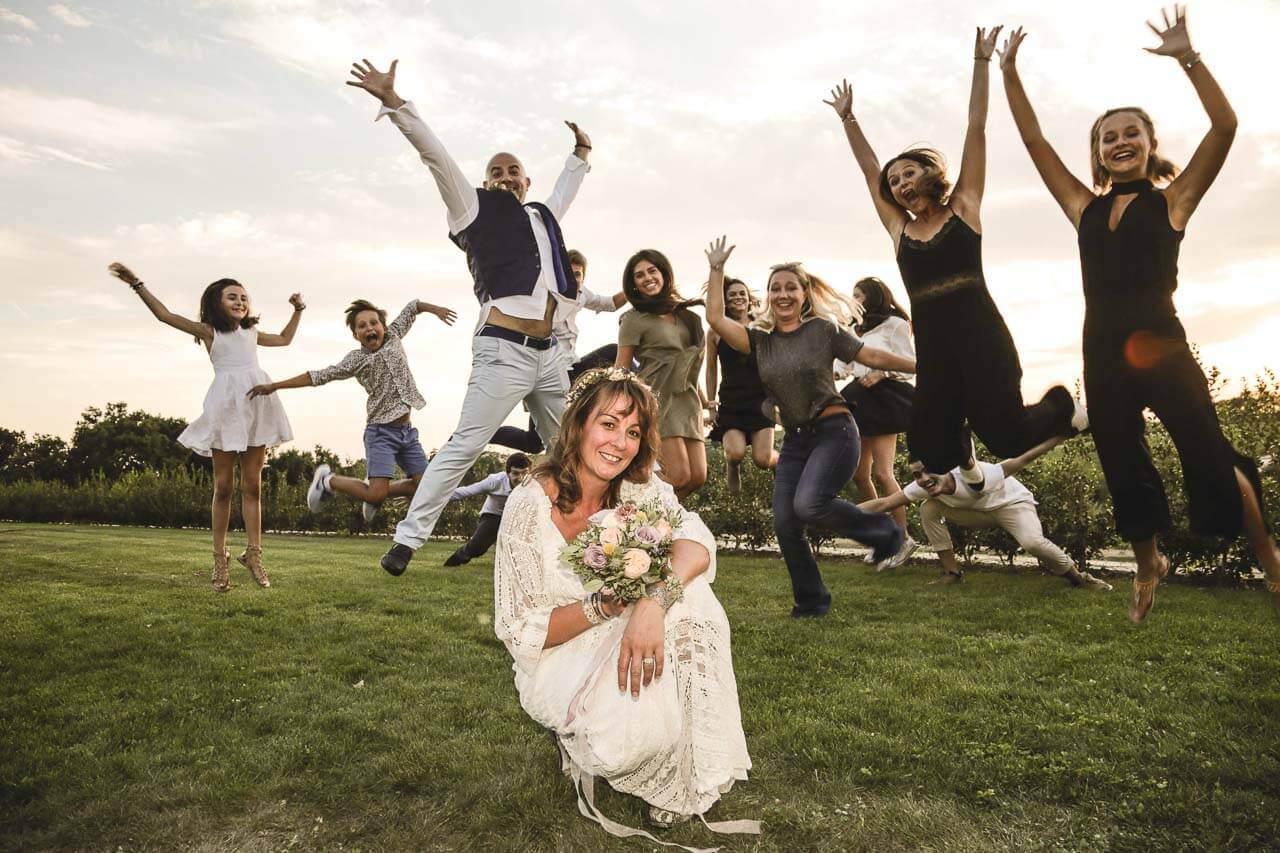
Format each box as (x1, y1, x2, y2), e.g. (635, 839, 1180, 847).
(560, 498, 684, 603)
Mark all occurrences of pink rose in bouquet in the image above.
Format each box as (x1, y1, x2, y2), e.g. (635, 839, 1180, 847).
(583, 544, 608, 570)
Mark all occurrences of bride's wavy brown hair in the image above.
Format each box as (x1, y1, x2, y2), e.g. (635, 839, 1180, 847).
(535, 376, 661, 515)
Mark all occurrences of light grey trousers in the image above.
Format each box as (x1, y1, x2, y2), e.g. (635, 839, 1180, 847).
(394, 335, 567, 549)
(919, 498, 1075, 575)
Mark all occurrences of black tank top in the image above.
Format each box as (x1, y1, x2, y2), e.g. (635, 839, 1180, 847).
(1078, 179, 1184, 342)
(715, 337, 767, 409)
(895, 212, 1001, 340)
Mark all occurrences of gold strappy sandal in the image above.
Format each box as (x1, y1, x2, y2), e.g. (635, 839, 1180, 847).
(212, 549, 231, 593)
(237, 544, 270, 588)
(1128, 556, 1170, 624)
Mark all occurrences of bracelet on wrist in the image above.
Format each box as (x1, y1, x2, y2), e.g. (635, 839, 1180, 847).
(1177, 50, 1201, 71)
(131, 281, 144, 292)
(646, 574, 684, 612)
(575, 143, 592, 150)
(582, 593, 606, 626)
(841, 114, 857, 124)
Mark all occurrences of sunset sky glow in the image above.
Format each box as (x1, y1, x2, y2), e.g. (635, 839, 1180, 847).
(2, 0, 1277, 459)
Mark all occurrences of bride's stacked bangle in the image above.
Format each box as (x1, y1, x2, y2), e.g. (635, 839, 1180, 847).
(581, 592, 612, 626)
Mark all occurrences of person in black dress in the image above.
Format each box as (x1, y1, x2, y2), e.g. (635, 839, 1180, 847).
(1000, 7, 1280, 620)
(824, 25, 1086, 487)
(706, 276, 776, 494)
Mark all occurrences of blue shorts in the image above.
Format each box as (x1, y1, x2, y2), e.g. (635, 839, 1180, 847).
(363, 422, 429, 480)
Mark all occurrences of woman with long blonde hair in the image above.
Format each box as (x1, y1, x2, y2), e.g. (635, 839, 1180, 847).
(704, 240, 917, 617)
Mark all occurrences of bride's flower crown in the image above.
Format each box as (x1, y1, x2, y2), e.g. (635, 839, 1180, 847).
(564, 366, 653, 408)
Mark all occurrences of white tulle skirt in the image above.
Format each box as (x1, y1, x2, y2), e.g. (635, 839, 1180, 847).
(178, 367, 293, 456)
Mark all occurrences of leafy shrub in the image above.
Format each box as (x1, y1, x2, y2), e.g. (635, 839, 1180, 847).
(3, 366, 1277, 581)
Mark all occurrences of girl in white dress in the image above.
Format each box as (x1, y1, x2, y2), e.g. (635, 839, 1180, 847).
(109, 262, 301, 591)
(494, 367, 758, 849)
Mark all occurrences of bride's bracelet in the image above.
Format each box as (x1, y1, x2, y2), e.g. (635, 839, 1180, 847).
(646, 574, 684, 612)
(581, 592, 611, 626)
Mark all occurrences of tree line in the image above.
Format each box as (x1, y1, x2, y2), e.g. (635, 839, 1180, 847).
(3, 361, 1278, 581)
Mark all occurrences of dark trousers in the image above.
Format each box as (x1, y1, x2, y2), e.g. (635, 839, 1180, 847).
(451, 512, 503, 563)
(909, 325, 1074, 473)
(1085, 334, 1260, 542)
(773, 414, 903, 614)
(491, 343, 619, 453)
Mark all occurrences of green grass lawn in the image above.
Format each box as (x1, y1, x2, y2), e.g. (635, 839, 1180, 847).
(2, 523, 1278, 852)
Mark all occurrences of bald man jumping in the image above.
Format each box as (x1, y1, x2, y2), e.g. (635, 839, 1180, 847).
(348, 58, 592, 576)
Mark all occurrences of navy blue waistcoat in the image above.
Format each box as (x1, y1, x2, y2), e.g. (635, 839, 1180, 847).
(449, 189, 578, 306)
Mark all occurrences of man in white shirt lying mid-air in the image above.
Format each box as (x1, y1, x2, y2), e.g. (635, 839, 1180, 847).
(859, 436, 1113, 590)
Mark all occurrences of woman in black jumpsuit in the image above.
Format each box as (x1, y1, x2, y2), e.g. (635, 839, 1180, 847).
(824, 26, 1082, 478)
(1001, 9, 1280, 620)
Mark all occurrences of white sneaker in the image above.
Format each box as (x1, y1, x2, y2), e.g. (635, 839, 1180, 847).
(1070, 398, 1090, 434)
(884, 535, 918, 571)
(362, 501, 379, 524)
(307, 463, 332, 512)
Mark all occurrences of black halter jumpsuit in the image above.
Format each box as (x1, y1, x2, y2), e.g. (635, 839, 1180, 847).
(896, 211, 1075, 472)
(1078, 179, 1261, 542)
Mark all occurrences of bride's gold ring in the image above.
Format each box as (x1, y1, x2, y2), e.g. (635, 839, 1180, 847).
(641, 657, 657, 666)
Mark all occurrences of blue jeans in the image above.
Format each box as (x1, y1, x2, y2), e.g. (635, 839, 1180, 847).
(774, 413, 902, 614)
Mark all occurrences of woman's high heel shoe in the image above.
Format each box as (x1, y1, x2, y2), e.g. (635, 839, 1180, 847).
(211, 549, 231, 592)
(237, 544, 270, 588)
(1128, 555, 1170, 624)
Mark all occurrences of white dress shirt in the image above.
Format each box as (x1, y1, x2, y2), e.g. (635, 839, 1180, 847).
(377, 101, 590, 330)
(450, 471, 516, 516)
(554, 287, 619, 359)
(834, 316, 915, 382)
(903, 460, 1036, 510)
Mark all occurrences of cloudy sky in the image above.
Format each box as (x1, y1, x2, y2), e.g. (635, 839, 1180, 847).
(3, 0, 1278, 460)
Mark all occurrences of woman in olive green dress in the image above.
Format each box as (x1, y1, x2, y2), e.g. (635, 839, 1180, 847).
(615, 249, 708, 498)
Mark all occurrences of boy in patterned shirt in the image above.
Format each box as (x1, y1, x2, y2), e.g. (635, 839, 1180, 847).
(249, 298, 456, 521)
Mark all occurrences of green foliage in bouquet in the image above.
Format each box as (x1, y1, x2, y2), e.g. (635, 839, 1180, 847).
(559, 497, 684, 603)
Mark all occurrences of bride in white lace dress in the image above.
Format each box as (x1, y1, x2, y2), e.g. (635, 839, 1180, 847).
(494, 368, 757, 847)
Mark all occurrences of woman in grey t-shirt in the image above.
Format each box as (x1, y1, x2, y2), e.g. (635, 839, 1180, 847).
(705, 237, 917, 617)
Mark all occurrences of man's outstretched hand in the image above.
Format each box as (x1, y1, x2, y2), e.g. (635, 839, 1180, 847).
(347, 59, 405, 110)
(565, 121, 591, 160)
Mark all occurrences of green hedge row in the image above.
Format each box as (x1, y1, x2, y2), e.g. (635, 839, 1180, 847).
(3, 370, 1277, 582)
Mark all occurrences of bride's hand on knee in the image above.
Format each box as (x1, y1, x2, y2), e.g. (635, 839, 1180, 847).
(617, 600, 665, 699)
